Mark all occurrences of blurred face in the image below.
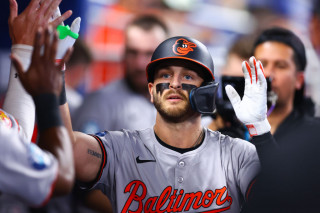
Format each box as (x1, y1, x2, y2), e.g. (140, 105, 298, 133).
(254, 41, 304, 108)
(124, 25, 167, 94)
(148, 65, 204, 122)
(222, 53, 245, 77)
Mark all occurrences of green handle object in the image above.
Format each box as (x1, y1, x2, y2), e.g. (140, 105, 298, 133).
(57, 25, 79, 40)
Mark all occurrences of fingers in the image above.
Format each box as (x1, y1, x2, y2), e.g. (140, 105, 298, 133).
(8, 0, 18, 24)
(43, 0, 62, 23)
(38, 0, 54, 16)
(50, 10, 72, 28)
(51, 5, 62, 20)
(24, 0, 41, 15)
(225, 85, 241, 109)
(70, 17, 81, 34)
(25, 0, 41, 11)
(243, 56, 261, 85)
(49, 31, 59, 62)
(44, 26, 53, 60)
(242, 61, 251, 85)
(250, 56, 258, 83)
(256, 61, 267, 91)
(258, 60, 265, 77)
(31, 28, 44, 63)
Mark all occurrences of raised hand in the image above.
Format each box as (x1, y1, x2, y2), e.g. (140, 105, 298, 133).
(226, 56, 271, 136)
(11, 26, 73, 97)
(50, 7, 81, 60)
(8, 0, 72, 45)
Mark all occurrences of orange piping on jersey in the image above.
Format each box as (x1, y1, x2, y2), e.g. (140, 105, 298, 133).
(245, 178, 257, 201)
(91, 135, 107, 183)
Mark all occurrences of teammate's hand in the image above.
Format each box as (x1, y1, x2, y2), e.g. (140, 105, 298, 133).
(11, 27, 73, 97)
(225, 56, 271, 136)
(8, 0, 72, 45)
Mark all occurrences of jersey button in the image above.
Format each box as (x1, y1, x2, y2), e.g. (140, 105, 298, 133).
(178, 161, 185, 167)
(178, 177, 184, 183)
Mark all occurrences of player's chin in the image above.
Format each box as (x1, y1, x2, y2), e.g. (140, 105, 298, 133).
(165, 102, 190, 115)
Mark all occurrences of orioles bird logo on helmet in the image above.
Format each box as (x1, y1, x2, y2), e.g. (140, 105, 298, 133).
(172, 38, 197, 56)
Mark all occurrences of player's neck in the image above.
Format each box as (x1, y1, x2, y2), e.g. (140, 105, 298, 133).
(268, 102, 293, 134)
(154, 115, 203, 149)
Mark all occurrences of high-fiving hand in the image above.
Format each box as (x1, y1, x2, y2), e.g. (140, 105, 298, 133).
(226, 56, 271, 137)
(8, 0, 72, 45)
(50, 7, 81, 60)
(11, 27, 73, 97)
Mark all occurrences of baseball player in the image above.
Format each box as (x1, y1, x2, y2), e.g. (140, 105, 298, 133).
(60, 36, 275, 212)
(0, 26, 74, 207)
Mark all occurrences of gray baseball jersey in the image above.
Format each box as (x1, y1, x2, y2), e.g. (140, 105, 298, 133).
(72, 79, 156, 133)
(89, 127, 260, 213)
(0, 111, 58, 207)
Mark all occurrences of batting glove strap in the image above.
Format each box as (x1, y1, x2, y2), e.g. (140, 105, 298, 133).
(245, 118, 271, 137)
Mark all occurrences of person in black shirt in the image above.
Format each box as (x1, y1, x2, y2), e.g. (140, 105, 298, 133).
(243, 27, 320, 213)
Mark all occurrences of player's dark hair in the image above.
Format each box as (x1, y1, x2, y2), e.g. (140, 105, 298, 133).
(252, 27, 306, 71)
(229, 35, 255, 61)
(67, 39, 93, 67)
(126, 14, 169, 36)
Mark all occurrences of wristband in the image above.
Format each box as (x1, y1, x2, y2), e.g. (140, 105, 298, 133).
(245, 119, 271, 137)
(34, 93, 62, 132)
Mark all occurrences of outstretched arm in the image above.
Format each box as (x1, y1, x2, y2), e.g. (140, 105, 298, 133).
(4, 0, 72, 141)
(46, 8, 104, 184)
(11, 26, 74, 196)
(226, 56, 278, 162)
(226, 56, 270, 137)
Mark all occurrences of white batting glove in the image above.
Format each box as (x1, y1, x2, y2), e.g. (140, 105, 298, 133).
(50, 7, 81, 61)
(225, 56, 271, 137)
(56, 17, 81, 60)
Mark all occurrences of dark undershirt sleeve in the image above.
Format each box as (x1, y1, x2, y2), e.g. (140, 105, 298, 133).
(251, 132, 278, 169)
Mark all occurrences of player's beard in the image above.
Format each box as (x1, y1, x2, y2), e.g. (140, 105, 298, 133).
(153, 89, 197, 123)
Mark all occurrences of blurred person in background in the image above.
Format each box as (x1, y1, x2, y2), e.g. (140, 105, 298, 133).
(242, 27, 320, 213)
(253, 27, 317, 141)
(65, 39, 93, 119)
(73, 14, 169, 133)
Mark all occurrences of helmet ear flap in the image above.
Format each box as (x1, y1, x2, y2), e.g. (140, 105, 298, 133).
(189, 82, 219, 115)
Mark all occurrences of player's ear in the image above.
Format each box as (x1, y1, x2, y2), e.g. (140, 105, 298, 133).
(148, 82, 154, 103)
(295, 72, 304, 90)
